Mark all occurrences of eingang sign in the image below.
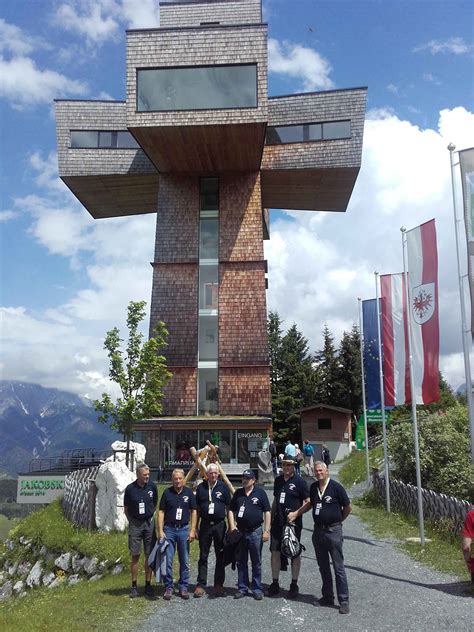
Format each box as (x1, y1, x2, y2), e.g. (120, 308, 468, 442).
(17, 475, 66, 504)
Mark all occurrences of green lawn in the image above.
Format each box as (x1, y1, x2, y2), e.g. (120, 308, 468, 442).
(0, 514, 14, 542)
(338, 446, 383, 487)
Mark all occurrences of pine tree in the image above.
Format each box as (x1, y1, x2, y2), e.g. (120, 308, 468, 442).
(313, 324, 339, 404)
(335, 325, 362, 417)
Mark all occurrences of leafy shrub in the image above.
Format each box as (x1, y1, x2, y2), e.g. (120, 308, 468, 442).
(388, 403, 473, 502)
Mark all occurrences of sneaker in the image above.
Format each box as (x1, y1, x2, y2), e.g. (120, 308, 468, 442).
(194, 586, 206, 598)
(163, 587, 173, 600)
(288, 583, 299, 600)
(213, 585, 226, 597)
(144, 585, 156, 600)
(254, 592, 263, 601)
(319, 596, 334, 607)
(267, 581, 280, 597)
(129, 586, 139, 599)
(233, 591, 247, 599)
(179, 588, 190, 600)
(339, 601, 350, 614)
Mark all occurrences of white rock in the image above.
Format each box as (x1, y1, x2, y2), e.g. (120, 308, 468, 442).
(71, 554, 84, 573)
(48, 577, 65, 589)
(42, 572, 55, 586)
(83, 556, 99, 575)
(17, 561, 32, 577)
(26, 561, 42, 588)
(0, 581, 13, 600)
(95, 460, 135, 532)
(13, 580, 24, 593)
(107, 440, 146, 469)
(7, 562, 18, 576)
(5, 539, 14, 551)
(111, 564, 124, 575)
(68, 574, 81, 585)
(89, 574, 102, 582)
(39, 546, 48, 556)
(55, 552, 71, 571)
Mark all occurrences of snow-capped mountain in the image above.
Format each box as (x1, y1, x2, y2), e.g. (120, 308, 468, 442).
(0, 381, 118, 476)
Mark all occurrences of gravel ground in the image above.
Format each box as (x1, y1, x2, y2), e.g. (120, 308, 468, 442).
(136, 465, 472, 632)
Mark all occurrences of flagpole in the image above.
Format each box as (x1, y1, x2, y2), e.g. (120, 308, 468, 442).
(448, 143, 474, 464)
(401, 227, 425, 546)
(358, 297, 370, 487)
(375, 272, 390, 512)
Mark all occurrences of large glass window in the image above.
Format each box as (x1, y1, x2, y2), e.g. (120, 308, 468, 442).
(199, 264, 218, 311)
(199, 218, 218, 260)
(198, 315, 218, 361)
(265, 120, 351, 145)
(198, 368, 218, 415)
(70, 130, 139, 149)
(137, 64, 257, 112)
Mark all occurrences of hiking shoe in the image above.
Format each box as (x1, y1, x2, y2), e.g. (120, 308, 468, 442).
(233, 591, 247, 599)
(339, 601, 350, 614)
(129, 586, 139, 599)
(254, 592, 263, 601)
(163, 587, 173, 600)
(179, 588, 190, 600)
(267, 581, 280, 597)
(144, 585, 156, 600)
(194, 586, 206, 598)
(319, 596, 334, 607)
(288, 583, 299, 600)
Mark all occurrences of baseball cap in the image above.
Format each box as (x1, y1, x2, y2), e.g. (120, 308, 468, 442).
(242, 469, 256, 479)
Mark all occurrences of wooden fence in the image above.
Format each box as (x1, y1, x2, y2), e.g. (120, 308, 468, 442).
(62, 465, 100, 530)
(372, 468, 472, 534)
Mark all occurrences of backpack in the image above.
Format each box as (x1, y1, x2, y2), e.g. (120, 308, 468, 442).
(281, 523, 305, 559)
(296, 451, 304, 463)
(303, 444, 314, 456)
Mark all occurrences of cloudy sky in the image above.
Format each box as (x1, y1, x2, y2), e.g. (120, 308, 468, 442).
(1, 0, 473, 399)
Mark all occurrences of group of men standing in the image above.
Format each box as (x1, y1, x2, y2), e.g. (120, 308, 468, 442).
(123, 454, 352, 614)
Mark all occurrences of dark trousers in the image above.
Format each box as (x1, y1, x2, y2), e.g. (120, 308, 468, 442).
(312, 523, 349, 603)
(197, 520, 226, 587)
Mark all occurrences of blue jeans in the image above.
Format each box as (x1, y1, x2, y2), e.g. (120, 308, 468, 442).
(312, 523, 349, 603)
(237, 526, 263, 594)
(164, 525, 190, 590)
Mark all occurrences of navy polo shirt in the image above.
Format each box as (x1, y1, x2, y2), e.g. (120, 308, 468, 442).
(309, 479, 350, 526)
(273, 474, 309, 527)
(123, 480, 158, 521)
(159, 485, 197, 526)
(196, 480, 231, 522)
(230, 486, 271, 531)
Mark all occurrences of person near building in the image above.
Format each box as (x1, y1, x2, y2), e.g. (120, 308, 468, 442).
(461, 509, 474, 583)
(269, 438, 278, 477)
(123, 462, 158, 599)
(294, 443, 303, 475)
(303, 440, 315, 475)
(228, 469, 271, 600)
(291, 461, 352, 614)
(194, 463, 231, 597)
(321, 444, 331, 468)
(284, 440, 296, 460)
(268, 458, 310, 599)
(157, 468, 197, 600)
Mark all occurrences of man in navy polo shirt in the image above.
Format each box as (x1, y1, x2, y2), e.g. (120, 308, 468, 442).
(194, 463, 231, 598)
(294, 461, 352, 614)
(157, 468, 197, 600)
(228, 469, 271, 600)
(268, 458, 310, 600)
(123, 463, 158, 599)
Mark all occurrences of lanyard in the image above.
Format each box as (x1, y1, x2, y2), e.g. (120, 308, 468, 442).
(317, 478, 330, 501)
(208, 481, 217, 504)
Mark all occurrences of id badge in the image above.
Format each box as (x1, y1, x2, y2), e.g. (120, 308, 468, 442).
(279, 492, 286, 504)
(315, 502, 322, 516)
(238, 505, 245, 518)
(138, 501, 145, 515)
(208, 503, 215, 515)
(176, 507, 183, 521)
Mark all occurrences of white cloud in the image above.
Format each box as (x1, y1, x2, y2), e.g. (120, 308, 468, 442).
(0, 55, 87, 108)
(268, 38, 334, 91)
(386, 84, 400, 97)
(423, 73, 441, 86)
(0, 210, 18, 222)
(413, 37, 473, 55)
(0, 18, 49, 56)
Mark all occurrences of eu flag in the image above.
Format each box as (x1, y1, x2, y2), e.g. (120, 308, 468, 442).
(362, 299, 381, 409)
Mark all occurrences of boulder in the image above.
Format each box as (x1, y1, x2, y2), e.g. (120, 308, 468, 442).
(26, 561, 42, 588)
(42, 571, 56, 586)
(7, 562, 18, 576)
(0, 572, 4, 584)
(107, 440, 146, 468)
(55, 552, 71, 571)
(89, 574, 102, 582)
(82, 556, 99, 575)
(0, 581, 13, 600)
(17, 561, 32, 577)
(48, 576, 65, 589)
(111, 563, 124, 575)
(71, 554, 84, 573)
(13, 580, 24, 593)
(67, 574, 81, 585)
(95, 460, 135, 532)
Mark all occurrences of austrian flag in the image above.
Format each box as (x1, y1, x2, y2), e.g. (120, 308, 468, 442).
(406, 219, 440, 404)
(380, 220, 440, 406)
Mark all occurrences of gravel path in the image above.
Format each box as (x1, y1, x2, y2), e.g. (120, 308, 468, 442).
(136, 466, 472, 632)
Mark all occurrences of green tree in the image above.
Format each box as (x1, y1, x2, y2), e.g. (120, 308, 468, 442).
(390, 373, 457, 422)
(94, 301, 171, 465)
(334, 325, 362, 417)
(313, 324, 339, 404)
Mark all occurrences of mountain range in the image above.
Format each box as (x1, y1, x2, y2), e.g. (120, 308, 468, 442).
(0, 381, 118, 477)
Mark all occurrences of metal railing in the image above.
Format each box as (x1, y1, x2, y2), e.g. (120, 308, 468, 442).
(28, 447, 113, 473)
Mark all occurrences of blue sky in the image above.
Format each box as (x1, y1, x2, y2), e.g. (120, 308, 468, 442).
(1, 0, 473, 397)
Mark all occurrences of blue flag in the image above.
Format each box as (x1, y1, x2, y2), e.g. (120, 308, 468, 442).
(362, 299, 381, 409)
